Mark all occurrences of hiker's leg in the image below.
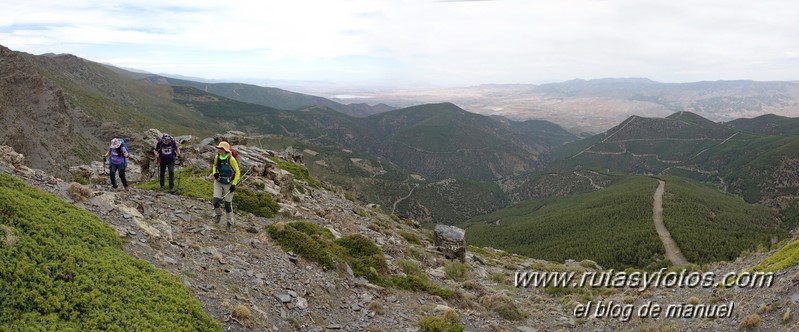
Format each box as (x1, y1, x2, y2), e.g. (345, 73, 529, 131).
(159, 161, 167, 189)
(119, 167, 128, 189)
(223, 184, 234, 226)
(109, 164, 118, 188)
(225, 202, 233, 224)
(213, 181, 224, 222)
(167, 160, 175, 190)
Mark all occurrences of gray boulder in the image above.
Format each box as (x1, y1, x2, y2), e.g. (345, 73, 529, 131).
(433, 224, 466, 262)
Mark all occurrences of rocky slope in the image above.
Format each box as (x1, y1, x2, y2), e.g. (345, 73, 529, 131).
(2, 134, 798, 331)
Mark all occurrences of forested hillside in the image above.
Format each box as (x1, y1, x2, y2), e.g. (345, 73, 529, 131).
(461, 176, 787, 269)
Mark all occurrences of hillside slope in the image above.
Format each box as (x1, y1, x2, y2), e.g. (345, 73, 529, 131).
(552, 111, 799, 205)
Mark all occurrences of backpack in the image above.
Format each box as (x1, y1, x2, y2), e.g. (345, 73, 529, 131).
(216, 154, 234, 184)
(215, 148, 239, 183)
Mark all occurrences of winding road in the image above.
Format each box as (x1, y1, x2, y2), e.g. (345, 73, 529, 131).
(652, 180, 689, 266)
(391, 183, 418, 215)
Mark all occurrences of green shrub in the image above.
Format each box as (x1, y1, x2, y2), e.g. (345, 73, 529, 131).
(418, 316, 464, 332)
(406, 247, 428, 261)
(294, 181, 305, 194)
(234, 187, 281, 218)
(266, 223, 390, 286)
(266, 222, 335, 269)
(739, 314, 761, 330)
(0, 173, 219, 331)
(486, 296, 526, 321)
(444, 261, 470, 282)
(391, 275, 455, 299)
(396, 259, 424, 277)
(69, 175, 89, 185)
(751, 238, 799, 273)
(399, 231, 421, 245)
(336, 234, 389, 285)
(289, 221, 334, 240)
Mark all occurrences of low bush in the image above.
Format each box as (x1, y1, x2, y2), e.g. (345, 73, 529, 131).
(0, 173, 219, 330)
(391, 275, 455, 299)
(399, 231, 421, 245)
(417, 316, 463, 332)
(444, 261, 470, 282)
(234, 187, 280, 218)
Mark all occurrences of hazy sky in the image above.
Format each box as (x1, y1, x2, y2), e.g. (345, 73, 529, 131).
(2, 0, 798, 87)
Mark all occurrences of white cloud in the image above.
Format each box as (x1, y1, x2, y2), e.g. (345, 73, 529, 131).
(1, 0, 798, 86)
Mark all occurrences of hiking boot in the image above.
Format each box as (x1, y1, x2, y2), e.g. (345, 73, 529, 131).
(226, 221, 233, 230)
(214, 214, 222, 224)
(168, 188, 175, 194)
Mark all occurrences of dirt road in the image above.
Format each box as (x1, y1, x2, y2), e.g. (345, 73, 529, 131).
(653, 180, 689, 266)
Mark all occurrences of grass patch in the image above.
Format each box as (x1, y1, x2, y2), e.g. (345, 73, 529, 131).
(138, 167, 212, 200)
(396, 259, 425, 277)
(418, 316, 464, 332)
(391, 275, 455, 299)
(270, 157, 321, 188)
(69, 175, 89, 185)
(399, 231, 422, 245)
(0, 173, 219, 330)
(481, 295, 526, 321)
(444, 261, 470, 282)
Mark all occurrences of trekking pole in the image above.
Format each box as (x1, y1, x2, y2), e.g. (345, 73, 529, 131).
(221, 167, 253, 201)
(175, 156, 183, 193)
(101, 157, 108, 176)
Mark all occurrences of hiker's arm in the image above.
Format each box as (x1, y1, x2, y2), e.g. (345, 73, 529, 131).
(122, 147, 129, 158)
(176, 143, 182, 157)
(231, 157, 241, 185)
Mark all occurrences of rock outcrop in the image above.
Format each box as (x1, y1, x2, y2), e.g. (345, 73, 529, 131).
(433, 224, 466, 262)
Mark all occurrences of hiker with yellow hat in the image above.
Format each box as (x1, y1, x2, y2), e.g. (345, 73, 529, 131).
(211, 141, 240, 228)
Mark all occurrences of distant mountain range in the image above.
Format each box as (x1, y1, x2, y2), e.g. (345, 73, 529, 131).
(341, 78, 799, 135)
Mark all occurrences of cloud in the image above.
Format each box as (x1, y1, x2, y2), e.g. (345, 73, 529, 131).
(1, 0, 798, 86)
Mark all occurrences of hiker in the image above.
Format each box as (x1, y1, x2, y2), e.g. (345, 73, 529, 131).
(103, 138, 129, 191)
(153, 133, 181, 193)
(211, 141, 240, 227)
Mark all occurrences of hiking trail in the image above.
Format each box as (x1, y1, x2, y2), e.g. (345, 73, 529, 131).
(652, 179, 689, 266)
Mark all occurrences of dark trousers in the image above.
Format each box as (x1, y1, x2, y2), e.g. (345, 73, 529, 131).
(159, 159, 175, 189)
(109, 163, 128, 189)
